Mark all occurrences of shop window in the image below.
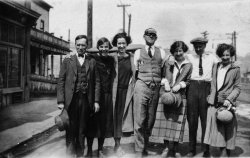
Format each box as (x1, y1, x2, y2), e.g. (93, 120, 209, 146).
(16, 26, 25, 45)
(0, 46, 22, 88)
(0, 20, 25, 46)
(8, 48, 21, 87)
(0, 47, 7, 88)
(0, 21, 8, 42)
(8, 24, 15, 43)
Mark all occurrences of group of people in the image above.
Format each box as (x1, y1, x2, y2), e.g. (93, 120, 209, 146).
(57, 28, 241, 158)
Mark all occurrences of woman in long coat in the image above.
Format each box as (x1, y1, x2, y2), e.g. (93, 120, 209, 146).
(111, 32, 136, 154)
(152, 41, 192, 157)
(86, 37, 115, 157)
(204, 43, 241, 157)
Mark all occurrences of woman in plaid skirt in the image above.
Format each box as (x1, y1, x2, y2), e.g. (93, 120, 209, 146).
(154, 41, 192, 157)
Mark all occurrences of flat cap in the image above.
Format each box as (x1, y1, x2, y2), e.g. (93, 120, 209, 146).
(144, 28, 157, 35)
(190, 37, 208, 44)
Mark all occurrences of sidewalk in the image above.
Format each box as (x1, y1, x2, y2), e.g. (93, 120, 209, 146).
(0, 97, 60, 155)
(0, 97, 249, 157)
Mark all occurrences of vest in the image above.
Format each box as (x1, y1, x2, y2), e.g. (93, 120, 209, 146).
(75, 60, 88, 94)
(138, 47, 162, 83)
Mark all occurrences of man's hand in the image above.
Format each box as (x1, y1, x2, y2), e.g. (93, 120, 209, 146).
(168, 55, 175, 66)
(58, 103, 64, 110)
(65, 52, 76, 58)
(172, 84, 181, 92)
(94, 102, 100, 113)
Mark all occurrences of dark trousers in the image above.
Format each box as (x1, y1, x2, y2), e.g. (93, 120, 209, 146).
(187, 80, 211, 153)
(134, 80, 160, 151)
(66, 92, 89, 157)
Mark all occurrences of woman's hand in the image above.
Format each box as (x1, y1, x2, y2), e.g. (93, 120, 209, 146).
(164, 82, 171, 92)
(223, 100, 232, 110)
(172, 84, 181, 92)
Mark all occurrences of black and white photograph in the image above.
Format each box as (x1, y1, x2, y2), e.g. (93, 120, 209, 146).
(0, 0, 250, 157)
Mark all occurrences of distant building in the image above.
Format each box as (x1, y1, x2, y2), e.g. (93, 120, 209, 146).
(0, 0, 70, 107)
(29, 0, 70, 97)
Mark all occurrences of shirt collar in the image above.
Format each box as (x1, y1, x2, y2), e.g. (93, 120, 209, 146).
(174, 59, 189, 68)
(195, 51, 210, 57)
(145, 45, 155, 51)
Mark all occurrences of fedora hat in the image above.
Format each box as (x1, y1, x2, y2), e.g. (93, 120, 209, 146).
(161, 91, 182, 108)
(216, 107, 233, 124)
(55, 109, 69, 131)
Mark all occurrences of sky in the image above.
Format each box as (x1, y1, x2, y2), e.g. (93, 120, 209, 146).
(46, 0, 250, 57)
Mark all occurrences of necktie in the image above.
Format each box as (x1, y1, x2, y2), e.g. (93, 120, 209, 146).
(148, 46, 152, 58)
(78, 53, 84, 57)
(199, 54, 203, 76)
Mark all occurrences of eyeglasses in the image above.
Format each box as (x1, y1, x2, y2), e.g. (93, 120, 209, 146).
(145, 33, 157, 38)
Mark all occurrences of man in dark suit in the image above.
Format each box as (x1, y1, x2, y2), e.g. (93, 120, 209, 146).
(57, 35, 100, 157)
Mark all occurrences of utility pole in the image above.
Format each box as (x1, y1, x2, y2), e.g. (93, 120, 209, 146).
(201, 31, 209, 39)
(128, 14, 131, 36)
(233, 31, 237, 61)
(87, 0, 93, 48)
(117, 4, 131, 33)
(226, 31, 238, 61)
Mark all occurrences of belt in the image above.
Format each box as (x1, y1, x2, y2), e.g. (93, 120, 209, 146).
(190, 80, 211, 84)
(138, 79, 160, 89)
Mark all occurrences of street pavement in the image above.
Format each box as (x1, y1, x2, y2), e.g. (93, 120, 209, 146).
(0, 97, 250, 158)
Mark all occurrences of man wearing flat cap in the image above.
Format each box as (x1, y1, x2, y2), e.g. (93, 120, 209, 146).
(133, 28, 173, 156)
(185, 37, 218, 157)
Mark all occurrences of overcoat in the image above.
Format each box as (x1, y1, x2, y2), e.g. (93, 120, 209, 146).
(204, 62, 241, 149)
(207, 62, 241, 106)
(110, 52, 136, 133)
(57, 54, 100, 111)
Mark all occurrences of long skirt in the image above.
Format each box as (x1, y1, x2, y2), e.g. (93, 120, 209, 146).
(204, 105, 237, 150)
(86, 93, 113, 138)
(152, 99, 187, 143)
(114, 87, 128, 137)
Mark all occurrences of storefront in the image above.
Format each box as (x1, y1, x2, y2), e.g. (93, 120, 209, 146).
(0, 1, 39, 107)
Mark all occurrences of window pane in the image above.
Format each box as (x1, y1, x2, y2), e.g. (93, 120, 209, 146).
(16, 26, 25, 46)
(8, 48, 21, 87)
(8, 24, 15, 43)
(1, 21, 8, 42)
(0, 46, 7, 88)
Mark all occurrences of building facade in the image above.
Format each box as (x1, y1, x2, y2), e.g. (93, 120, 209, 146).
(0, 0, 40, 107)
(0, 0, 70, 107)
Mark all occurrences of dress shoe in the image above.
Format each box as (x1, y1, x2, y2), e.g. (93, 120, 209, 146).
(86, 149, 93, 158)
(97, 149, 104, 158)
(142, 150, 148, 157)
(167, 149, 176, 157)
(203, 150, 211, 157)
(186, 151, 196, 157)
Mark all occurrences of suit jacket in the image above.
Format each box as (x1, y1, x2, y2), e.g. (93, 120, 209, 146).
(57, 54, 100, 110)
(161, 59, 193, 99)
(110, 51, 136, 133)
(207, 62, 241, 106)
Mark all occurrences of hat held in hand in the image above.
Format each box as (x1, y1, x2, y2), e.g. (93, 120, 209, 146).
(161, 91, 182, 108)
(55, 109, 69, 131)
(216, 107, 233, 124)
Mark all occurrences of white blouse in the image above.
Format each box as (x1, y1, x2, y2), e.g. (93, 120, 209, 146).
(217, 64, 230, 90)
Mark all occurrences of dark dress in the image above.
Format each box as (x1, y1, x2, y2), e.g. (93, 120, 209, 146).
(114, 55, 132, 137)
(86, 55, 115, 138)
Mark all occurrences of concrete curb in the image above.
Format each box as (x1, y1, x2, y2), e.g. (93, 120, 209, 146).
(0, 110, 60, 157)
